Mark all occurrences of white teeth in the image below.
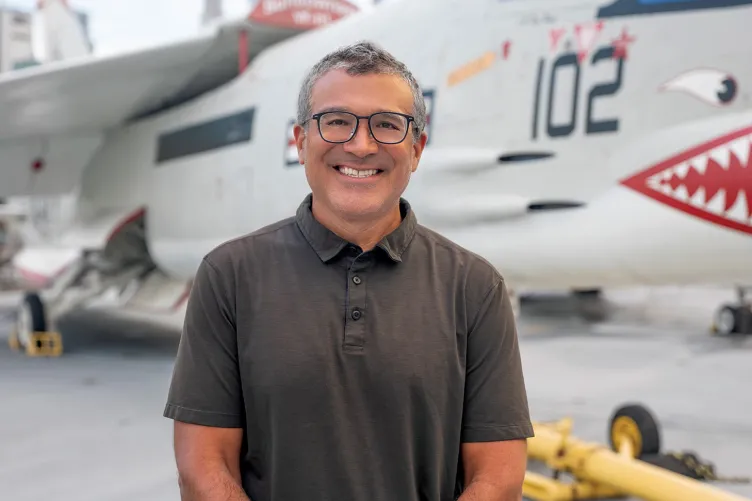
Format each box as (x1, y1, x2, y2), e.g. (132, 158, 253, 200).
(710, 146, 731, 170)
(647, 175, 661, 189)
(338, 166, 379, 178)
(674, 185, 689, 202)
(661, 169, 673, 181)
(690, 187, 706, 208)
(705, 189, 726, 215)
(659, 184, 673, 196)
(726, 190, 750, 224)
(691, 154, 708, 175)
(674, 162, 690, 179)
(729, 137, 750, 166)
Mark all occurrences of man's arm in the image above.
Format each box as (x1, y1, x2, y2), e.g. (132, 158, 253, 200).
(174, 423, 249, 501)
(458, 273, 534, 500)
(457, 440, 527, 501)
(163, 256, 247, 500)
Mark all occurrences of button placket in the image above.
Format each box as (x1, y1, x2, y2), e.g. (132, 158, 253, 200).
(343, 257, 369, 352)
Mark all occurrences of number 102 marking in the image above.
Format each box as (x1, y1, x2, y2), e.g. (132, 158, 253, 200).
(531, 46, 624, 140)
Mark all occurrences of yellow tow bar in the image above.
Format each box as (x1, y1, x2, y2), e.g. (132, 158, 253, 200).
(524, 404, 750, 501)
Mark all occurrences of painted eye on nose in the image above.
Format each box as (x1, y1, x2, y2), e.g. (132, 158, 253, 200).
(658, 69, 738, 106)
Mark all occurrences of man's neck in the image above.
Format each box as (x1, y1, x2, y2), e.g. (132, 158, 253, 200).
(311, 200, 403, 252)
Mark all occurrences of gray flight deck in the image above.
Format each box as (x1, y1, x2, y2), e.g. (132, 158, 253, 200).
(0, 287, 751, 501)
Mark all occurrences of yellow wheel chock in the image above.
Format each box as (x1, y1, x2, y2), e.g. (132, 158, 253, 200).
(8, 330, 63, 357)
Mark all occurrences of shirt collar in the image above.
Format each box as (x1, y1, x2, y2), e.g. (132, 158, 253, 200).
(295, 193, 417, 263)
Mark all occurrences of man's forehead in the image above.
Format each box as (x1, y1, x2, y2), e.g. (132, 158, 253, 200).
(310, 69, 413, 114)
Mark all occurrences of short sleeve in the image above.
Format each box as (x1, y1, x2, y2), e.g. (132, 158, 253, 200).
(163, 256, 243, 428)
(462, 278, 534, 442)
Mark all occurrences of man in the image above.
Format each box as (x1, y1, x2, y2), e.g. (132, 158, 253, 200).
(164, 41, 534, 501)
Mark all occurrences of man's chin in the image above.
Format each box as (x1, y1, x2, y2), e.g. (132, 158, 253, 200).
(328, 194, 390, 219)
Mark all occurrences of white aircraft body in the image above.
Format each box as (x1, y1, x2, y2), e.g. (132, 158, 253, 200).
(2, 0, 752, 349)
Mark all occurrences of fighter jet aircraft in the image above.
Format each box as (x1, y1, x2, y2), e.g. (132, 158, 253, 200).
(2, 0, 752, 352)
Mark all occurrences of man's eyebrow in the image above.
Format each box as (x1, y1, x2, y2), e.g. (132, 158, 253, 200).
(315, 106, 351, 114)
(315, 107, 409, 115)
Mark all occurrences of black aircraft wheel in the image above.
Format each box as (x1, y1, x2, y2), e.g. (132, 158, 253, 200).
(608, 403, 661, 459)
(713, 304, 752, 335)
(14, 292, 48, 350)
(713, 304, 739, 335)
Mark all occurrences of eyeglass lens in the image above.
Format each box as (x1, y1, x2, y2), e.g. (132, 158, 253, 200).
(319, 112, 408, 144)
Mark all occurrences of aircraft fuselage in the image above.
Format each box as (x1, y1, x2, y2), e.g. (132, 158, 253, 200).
(61, 0, 752, 290)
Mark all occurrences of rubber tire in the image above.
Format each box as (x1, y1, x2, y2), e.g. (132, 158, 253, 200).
(608, 403, 661, 458)
(714, 304, 739, 335)
(16, 292, 47, 348)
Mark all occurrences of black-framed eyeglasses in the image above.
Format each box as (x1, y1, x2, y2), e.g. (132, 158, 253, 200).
(305, 111, 415, 145)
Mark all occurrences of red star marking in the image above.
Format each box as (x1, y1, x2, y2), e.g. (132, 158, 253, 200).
(612, 27, 636, 60)
(549, 28, 566, 52)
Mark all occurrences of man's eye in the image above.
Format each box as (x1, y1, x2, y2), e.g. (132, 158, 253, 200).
(375, 122, 398, 130)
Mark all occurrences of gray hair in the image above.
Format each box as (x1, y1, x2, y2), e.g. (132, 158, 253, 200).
(296, 41, 427, 141)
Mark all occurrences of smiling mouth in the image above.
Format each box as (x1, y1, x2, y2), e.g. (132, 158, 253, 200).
(334, 165, 383, 179)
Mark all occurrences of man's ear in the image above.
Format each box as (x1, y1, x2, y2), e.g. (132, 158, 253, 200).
(293, 123, 307, 165)
(411, 131, 428, 173)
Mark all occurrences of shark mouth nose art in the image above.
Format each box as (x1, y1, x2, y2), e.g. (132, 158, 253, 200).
(620, 125, 752, 236)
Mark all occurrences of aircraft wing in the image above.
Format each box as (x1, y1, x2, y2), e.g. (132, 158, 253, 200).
(0, 18, 302, 196)
(0, 19, 303, 140)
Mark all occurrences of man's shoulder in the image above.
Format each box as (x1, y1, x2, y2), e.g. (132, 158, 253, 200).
(202, 215, 300, 270)
(412, 223, 504, 292)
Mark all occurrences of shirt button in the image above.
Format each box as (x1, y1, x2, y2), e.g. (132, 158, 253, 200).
(352, 276, 362, 285)
(351, 308, 362, 320)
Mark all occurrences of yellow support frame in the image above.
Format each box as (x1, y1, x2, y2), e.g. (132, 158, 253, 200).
(524, 418, 751, 501)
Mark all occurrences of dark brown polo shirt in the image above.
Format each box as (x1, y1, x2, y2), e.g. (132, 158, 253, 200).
(164, 194, 533, 501)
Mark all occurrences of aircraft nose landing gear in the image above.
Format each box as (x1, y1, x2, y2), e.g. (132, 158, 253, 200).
(8, 291, 62, 357)
(712, 286, 752, 335)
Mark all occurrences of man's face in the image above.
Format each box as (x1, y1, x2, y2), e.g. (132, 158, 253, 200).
(294, 69, 427, 221)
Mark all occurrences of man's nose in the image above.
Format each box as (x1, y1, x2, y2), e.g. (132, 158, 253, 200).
(343, 119, 379, 157)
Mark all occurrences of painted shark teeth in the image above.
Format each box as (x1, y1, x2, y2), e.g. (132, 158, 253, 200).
(689, 186, 706, 209)
(674, 161, 690, 179)
(691, 154, 708, 174)
(673, 185, 690, 202)
(726, 190, 750, 223)
(710, 145, 731, 170)
(647, 174, 661, 189)
(729, 137, 750, 166)
(636, 129, 752, 230)
(705, 189, 726, 215)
